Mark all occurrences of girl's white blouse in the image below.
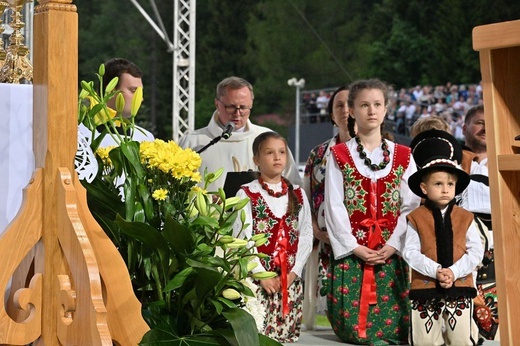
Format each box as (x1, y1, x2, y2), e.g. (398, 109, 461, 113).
(324, 138, 421, 260)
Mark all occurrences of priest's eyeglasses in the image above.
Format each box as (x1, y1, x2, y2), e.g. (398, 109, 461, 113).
(217, 99, 252, 115)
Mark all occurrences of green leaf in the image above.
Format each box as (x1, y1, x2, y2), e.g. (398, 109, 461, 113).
(222, 308, 260, 346)
(88, 103, 106, 122)
(164, 267, 194, 292)
(107, 146, 124, 176)
(240, 284, 254, 298)
(81, 177, 124, 215)
(238, 257, 249, 279)
(139, 329, 223, 346)
(186, 259, 221, 274)
(138, 182, 155, 221)
(196, 243, 213, 255)
(191, 216, 220, 229)
(258, 334, 283, 346)
(209, 298, 224, 314)
(192, 266, 224, 300)
(181, 287, 197, 306)
(163, 215, 195, 256)
(218, 213, 237, 234)
(215, 297, 237, 309)
(91, 211, 120, 245)
(133, 201, 146, 223)
(120, 141, 146, 178)
(202, 256, 227, 270)
(115, 216, 168, 255)
(124, 176, 137, 221)
(209, 328, 239, 346)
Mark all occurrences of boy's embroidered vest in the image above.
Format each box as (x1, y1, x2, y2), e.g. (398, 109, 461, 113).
(330, 142, 411, 248)
(407, 205, 477, 300)
(241, 186, 303, 273)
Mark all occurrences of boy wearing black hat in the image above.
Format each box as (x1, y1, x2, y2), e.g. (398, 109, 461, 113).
(403, 130, 483, 345)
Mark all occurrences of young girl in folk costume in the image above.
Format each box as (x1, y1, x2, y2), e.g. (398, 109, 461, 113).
(234, 131, 313, 343)
(324, 79, 421, 344)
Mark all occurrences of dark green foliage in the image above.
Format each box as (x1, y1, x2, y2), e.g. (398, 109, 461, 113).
(76, 0, 520, 139)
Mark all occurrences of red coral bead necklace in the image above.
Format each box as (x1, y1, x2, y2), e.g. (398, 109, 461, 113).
(258, 176, 288, 198)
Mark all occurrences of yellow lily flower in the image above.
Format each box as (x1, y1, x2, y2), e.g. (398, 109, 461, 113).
(87, 96, 118, 126)
(131, 86, 143, 117)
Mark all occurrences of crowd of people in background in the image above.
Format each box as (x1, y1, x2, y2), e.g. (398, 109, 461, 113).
(303, 81, 484, 143)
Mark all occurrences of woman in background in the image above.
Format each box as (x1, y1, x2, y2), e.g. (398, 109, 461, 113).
(301, 85, 353, 329)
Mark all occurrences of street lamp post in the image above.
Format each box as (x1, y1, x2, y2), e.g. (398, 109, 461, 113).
(288, 77, 305, 166)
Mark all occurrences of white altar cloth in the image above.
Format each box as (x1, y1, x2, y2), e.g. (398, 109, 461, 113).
(0, 83, 34, 234)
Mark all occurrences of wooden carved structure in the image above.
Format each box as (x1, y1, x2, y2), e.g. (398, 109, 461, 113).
(473, 19, 520, 345)
(0, 0, 149, 344)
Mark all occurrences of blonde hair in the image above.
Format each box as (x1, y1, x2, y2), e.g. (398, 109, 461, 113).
(410, 116, 450, 138)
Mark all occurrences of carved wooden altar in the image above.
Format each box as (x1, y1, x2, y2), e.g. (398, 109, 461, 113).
(0, 0, 149, 344)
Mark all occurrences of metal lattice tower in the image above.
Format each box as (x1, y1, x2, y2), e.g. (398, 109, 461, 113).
(130, 0, 196, 141)
(172, 0, 195, 141)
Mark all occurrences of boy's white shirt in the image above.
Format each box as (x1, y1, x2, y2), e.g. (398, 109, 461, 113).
(402, 207, 484, 281)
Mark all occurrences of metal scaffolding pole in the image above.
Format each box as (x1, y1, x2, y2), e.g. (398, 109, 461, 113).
(172, 0, 196, 142)
(129, 0, 195, 141)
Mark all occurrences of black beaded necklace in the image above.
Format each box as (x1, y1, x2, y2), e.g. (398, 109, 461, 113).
(355, 136, 391, 171)
(258, 176, 288, 198)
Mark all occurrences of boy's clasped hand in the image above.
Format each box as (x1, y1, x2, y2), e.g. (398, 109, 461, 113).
(436, 267, 455, 288)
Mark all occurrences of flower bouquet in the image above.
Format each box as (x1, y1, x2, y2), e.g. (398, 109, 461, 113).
(77, 64, 281, 346)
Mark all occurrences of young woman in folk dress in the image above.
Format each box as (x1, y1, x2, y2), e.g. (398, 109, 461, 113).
(302, 85, 352, 328)
(234, 131, 313, 343)
(324, 79, 420, 344)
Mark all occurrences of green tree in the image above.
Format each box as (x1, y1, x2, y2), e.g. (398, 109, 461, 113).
(76, 0, 173, 139)
(74, 0, 520, 139)
(195, 1, 257, 129)
(367, 18, 432, 87)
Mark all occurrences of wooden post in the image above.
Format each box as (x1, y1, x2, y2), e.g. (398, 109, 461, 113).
(0, 0, 149, 344)
(473, 19, 520, 345)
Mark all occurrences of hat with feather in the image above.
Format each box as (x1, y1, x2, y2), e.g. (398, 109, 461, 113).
(408, 129, 470, 198)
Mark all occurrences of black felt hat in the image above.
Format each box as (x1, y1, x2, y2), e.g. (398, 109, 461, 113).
(409, 129, 470, 198)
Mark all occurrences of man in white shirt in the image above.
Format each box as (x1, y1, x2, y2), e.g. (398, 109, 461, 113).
(78, 58, 154, 148)
(76, 58, 154, 182)
(460, 105, 490, 226)
(178, 76, 301, 192)
(460, 105, 499, 341)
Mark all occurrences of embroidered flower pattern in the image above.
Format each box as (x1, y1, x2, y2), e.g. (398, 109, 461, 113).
(254, 198, 269, 219)
(342, 164, 367, 214)
(286, 216, 300, 246)
(245, 188, 303, 276)
(354, 229, 367, 242)
(381, 165, 405, 216)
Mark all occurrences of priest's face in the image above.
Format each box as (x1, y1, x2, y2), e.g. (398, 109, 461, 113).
(215, 86, 253, 130)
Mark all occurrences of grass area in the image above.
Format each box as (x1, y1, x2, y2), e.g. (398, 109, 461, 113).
(315, 314, 331, 327)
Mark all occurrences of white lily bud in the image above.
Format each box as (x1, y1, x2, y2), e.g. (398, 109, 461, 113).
(222, 288, 241, 300)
